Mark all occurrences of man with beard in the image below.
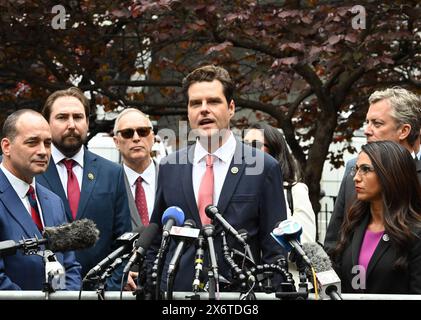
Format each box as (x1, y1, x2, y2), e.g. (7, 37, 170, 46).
(37, 87, 131, 290)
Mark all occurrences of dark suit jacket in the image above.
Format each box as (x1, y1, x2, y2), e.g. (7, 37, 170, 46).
(333, 213, 421, 294)
(36, 147, 131, 283)
(324, 158, 421, 254)
(148, 141, 288, 291)
(0, 170, 81, 290)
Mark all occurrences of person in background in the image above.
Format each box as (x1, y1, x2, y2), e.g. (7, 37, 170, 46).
(113, 108, 158, 291)
(244, 122, 316, 243)
(113, 108, 158, 230)
(37, 87, 131, 290)
(0, 109, 81, 290)
(332, 141, 421, 293)
(325, 87, 421, 254)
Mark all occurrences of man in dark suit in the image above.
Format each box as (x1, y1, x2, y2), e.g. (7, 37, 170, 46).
(0, 109, 81, 290)
(148, 65, 287, 292)
(324, 87, 421, 254)
(113, 108, 159, 290)
(36, 87, 131, 290)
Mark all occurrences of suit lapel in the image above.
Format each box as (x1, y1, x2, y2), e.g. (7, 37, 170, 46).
(77, 149, 98, 219)
(42, 160, 72, 220)
(36, 184, 55, 227)
(217, 141, 246, 215)
(415, 158, 421, 183)
(351, 213, 370, 267)
(181, 145, 201, 227)
(124, 171, 141, 228)
(366, 233, 391, 279)
(0, 170, 41, 238)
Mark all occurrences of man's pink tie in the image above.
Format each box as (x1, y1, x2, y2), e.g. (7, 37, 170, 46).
(198, 155, 214, 225)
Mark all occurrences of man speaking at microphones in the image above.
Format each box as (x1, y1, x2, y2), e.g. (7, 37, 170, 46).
(148, 65, 287, 292)
(0, 110, 82, 290)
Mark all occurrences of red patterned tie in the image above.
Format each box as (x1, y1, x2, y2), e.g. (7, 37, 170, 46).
(197, 155, 214, 225)
(135, 176, 149, 226)
(62, 159, 80, 220)
(27, 186, 43, 231)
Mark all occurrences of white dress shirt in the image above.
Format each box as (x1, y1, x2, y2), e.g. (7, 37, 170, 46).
(192, 132, 236, 207)
(0, 163, 44, 226)
(51, 144, 83, 196)
(124, 161, 156, 218)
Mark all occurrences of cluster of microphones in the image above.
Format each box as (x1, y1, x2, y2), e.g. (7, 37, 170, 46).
(0, 206, 342, 300)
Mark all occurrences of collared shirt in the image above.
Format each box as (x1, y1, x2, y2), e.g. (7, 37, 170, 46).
(0, 163, 44, 226)
(192, 132, 236, 207)
(124, 161, 156, 218)
(51, 144, 84, 196)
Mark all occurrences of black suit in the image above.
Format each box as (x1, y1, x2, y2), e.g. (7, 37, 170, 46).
(148, 140, 288, 291)
(324, 157, 421, 254)
(333, 213, 421, 294)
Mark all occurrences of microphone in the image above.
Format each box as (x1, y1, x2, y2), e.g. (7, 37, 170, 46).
(84, 226, 144, 279)
(202, 224, 219, 299)
(167, 219, 198, 275)
(161, 206, 185, 239)
(302, 242, 342, 300)
(192, 234, 205, 292)
(271, 220, 312, 267)
(167, 219, 198, 299)
(0, 219, 99, 256)
(123, 223, 159, 274)
(205, 205, 255, 264)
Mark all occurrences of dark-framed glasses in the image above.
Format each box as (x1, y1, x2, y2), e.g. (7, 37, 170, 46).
(244, 140, 267, 149)
(117, 127, 152, 139)
(350, 164, 375, 177)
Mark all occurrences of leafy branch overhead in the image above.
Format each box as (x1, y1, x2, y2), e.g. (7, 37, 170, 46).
(0, 0, 419, 212)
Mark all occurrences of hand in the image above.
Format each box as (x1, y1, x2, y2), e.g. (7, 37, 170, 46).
(124, 271, 138, 291)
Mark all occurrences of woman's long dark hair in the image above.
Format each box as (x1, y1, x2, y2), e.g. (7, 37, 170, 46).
(333, 141, 421, 269)
(248, 122, 303, 183)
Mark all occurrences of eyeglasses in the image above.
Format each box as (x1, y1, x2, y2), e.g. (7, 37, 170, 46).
(350, 164, 375, 177)
(116, 127, 152, 139)
(244, 140, 268, 149)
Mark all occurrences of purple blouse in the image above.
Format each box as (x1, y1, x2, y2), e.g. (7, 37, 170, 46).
(358, 229, 384, 275)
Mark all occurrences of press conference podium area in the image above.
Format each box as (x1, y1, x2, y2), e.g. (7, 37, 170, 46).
(0, 291, 420, 300)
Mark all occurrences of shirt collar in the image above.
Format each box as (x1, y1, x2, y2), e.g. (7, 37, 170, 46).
(52, 144, 84, 168)
(124, 161, 155, 187)
(193, 131, 236, 164)
(0, 163, 35, 199)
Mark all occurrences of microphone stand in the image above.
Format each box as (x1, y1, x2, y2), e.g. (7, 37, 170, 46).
(99, 254, 130, 300)
(203, 225, 219, 300)
(134, 257, 152, 300)
(151, 236, 170, 300)
(292, 249, 310, 300)
(39, 250, 66, 300)
(221, 232, 247, 292)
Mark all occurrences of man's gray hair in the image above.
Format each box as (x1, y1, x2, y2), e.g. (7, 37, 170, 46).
(113, 108, 153, 135)
(369, 87, 421, 145)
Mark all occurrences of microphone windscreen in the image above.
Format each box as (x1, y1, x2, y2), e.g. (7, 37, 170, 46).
(135, 223, 159, 250)
(162, 206, 185, 226)
(44, 219, 100, 252)
(204, 205, 219, 219)
(133, 225, 146, 236)
(301, 242, 332, 272)
(184, 219, 197, 228)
